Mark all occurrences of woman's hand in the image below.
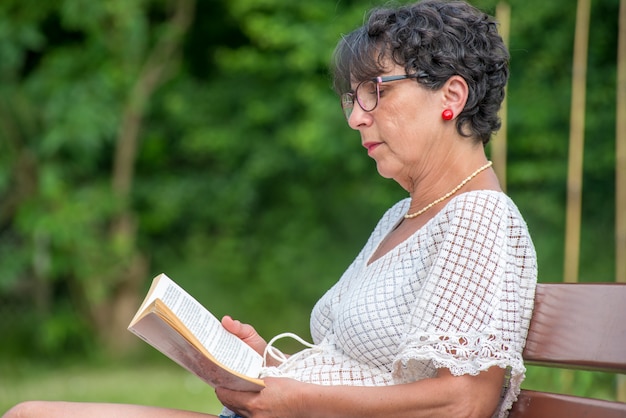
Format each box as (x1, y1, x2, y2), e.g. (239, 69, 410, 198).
(221, 316, 268, 358)
(216, 377, 305, 418)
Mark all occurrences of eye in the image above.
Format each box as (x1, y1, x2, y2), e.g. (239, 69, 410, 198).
(361, 81, 378, 96)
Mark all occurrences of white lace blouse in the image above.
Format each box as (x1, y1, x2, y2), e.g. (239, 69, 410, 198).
(271, 190, 537, 418)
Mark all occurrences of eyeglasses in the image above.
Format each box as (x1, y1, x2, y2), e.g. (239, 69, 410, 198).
(340, 73, 427, 121)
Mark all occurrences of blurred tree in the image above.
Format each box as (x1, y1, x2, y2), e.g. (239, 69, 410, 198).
(0, 0, 619, 361)
(0, 0, 196, 355)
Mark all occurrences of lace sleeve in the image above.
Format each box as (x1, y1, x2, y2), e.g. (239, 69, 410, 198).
(392, 193, 536, 405)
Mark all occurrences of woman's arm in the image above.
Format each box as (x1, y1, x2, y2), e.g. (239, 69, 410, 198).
(216, 365, 505, 418)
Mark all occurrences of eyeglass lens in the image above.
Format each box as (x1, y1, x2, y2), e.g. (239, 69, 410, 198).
(341, 93, 354, 120)
(355, 80, 379, 112)
(341, 79, 379, 120)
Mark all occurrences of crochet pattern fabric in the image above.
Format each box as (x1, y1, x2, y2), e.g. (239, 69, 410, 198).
(272, 190, 537, 418)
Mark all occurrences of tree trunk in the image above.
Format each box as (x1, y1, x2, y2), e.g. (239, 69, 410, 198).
(563, 0, 590, 284)
(616, 0, 626, 403)
(89, 0, 196, 355)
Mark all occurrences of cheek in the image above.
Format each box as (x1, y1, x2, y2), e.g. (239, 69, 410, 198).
(383, 101, 415, 130)
(387, 93, 430, 125)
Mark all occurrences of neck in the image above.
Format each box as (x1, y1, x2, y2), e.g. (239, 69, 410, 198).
(404, 157, 496, 219)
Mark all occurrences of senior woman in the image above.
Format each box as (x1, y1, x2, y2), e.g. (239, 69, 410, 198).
(3, 1, 537, 418)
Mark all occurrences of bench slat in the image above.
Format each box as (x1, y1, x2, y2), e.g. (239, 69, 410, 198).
(522, 283, 626, 373)
(509, 390, 626, 418)
(510, 282, 626, 417)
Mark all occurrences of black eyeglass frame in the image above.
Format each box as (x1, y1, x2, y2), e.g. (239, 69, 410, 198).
(340, 73, 428, 120)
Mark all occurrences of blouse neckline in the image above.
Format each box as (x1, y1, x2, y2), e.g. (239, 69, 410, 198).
(365, 190, 507, 267)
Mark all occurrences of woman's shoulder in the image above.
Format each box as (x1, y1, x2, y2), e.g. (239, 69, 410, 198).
(437, 190, 537, 261)
(377, 192, 522, 232)
(445, 190, 522, 217)
(377, 191, 528, 234)
(433, 190, 531, 236)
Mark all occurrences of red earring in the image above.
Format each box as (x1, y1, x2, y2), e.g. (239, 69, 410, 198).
(442, 109, 454, 121)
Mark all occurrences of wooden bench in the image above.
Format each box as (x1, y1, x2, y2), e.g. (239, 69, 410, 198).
(509, 282, 626, 418)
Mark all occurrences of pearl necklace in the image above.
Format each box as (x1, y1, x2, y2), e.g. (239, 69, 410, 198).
(404, 161, 493, 219)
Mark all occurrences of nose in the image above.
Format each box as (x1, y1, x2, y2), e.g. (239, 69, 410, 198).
(347, 105, 373, 130)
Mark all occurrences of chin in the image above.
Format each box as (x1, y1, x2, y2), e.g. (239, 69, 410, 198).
(375, 165, 396, 180)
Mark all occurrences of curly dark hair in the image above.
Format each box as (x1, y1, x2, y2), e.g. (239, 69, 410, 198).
(332, 0, 509, 144)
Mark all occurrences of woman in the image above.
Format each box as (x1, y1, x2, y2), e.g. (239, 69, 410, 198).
(3, 1, 537, 417)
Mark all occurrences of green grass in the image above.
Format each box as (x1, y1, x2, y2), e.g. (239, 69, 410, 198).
(0, 361, 224, 416)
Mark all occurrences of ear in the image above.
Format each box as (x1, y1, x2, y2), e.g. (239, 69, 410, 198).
(441, 75, 469, 117)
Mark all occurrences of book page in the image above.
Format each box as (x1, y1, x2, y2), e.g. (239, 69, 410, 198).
(132, 310, 264, 391)
(147, 274, 263, 378)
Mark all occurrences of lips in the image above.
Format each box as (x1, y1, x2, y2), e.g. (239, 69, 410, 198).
(363, 142, 382, 155)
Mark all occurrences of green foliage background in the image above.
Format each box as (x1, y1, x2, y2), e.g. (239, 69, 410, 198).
(0, 0, 619, 399)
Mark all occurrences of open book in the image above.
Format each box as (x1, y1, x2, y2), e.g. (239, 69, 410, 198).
(128, 273, 265, 391)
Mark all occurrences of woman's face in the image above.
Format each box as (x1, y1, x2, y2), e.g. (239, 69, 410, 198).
(347, 63, 445, 187)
